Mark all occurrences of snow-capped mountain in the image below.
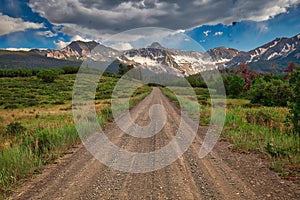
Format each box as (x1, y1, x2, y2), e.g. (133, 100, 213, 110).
(227, 33, 300, 70)
(207, 47, 241, 65)
(31, 41, 99, 60)
(117, 43, 225, 76)
(1, 33, 300, 73)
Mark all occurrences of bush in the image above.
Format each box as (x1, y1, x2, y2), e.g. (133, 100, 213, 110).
(61, 66, 79, 74)
(223, 75, 245, 97)
(249, 78, 291, 106)
(5, 122, 26, 136)
(245, 110, 273, 126)
(0, 69, 32, 77)
(37, 69, 60, 83)
(186, 76, 207, 88)
(288, 67, 300, 135)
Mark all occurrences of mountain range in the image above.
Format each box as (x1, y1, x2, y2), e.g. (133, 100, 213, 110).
(1, 33, 299, 75)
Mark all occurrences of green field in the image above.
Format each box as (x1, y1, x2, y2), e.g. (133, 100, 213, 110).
(0, 73, 152, 197)
(1, 68, 299, 198)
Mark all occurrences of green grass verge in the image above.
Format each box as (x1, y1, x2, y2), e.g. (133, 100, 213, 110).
(161, 86, 300, 179)
(0, 73, 152, 198)
(223, 105, 300, 178)
(0, 124, 78, 195)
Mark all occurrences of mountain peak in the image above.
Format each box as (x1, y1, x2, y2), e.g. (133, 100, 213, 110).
(148, 42, 164, 49)
(69, 40, 98, 45)
(63, 40, 99, 57)
(66, 40, 99, 49)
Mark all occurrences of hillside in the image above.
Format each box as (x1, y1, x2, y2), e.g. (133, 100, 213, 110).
(0, 50, 82, 70)
(227, 34, 300, 71)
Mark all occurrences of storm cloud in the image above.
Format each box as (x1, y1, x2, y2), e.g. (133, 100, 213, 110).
(29, 0, 300, 39)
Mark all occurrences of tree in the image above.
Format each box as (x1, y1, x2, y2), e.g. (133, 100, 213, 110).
(249, 78, 291, 106)
(118, 63, 134, 75)
(284, 62, 298, 79)
(288, 66, 300, 135)
(222, 75, 245, 97)
(226, 63, 260, 91)
(118, 63, 126, 75)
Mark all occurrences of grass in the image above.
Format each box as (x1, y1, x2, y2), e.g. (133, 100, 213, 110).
(0, 73, 152, 198)
(0, 124, 78, 195)
(0, 75, 74, 109)
(160, 87, 200, 118)
(223, 104, 300, 178)
(161, 86, 300, 180)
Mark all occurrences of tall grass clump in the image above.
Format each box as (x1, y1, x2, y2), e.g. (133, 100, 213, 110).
(0, 146, 41, 192)
(222, 104, 300, 177)
(0, 123, 79, 196)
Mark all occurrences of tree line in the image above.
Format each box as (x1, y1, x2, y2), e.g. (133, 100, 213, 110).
(0, 66, 79, 78)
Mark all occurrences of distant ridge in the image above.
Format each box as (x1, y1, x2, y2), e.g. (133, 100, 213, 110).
(1, 33, 300, 73)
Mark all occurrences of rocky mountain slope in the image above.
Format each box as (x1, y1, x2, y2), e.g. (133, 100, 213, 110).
(31, 41, 99, 61)
(227, 34, 300, 71)
(1, 33, 299, 73)
(118, 44, 214, 76)
(116, 34, 300, 73)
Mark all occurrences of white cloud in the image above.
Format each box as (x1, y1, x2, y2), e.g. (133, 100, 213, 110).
(54, 40, 70, 49)
(36, 30, 58, 37)
(28, 0, 300, 39)
(72, 35, 94, 42)
(105, 28, 179, 43)
(203, 30, 211, 36)
(110, 42, 133, 50)
(0, 12, 44, 36)
(193, 0, 211, 6)
(4, 48, 32, 51)
(54, 34, 95, 49)
(214, 31, 223, 36)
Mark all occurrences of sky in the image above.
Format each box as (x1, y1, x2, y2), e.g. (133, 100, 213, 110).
(0, 0, 300, 51)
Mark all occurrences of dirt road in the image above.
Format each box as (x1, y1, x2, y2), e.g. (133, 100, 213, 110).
(10, 88, 300, 199)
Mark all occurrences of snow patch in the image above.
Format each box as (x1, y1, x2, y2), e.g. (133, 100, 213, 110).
(267, 52, 279, 60)
(269, 40, 279, 49)
(126, 55, 161, 67)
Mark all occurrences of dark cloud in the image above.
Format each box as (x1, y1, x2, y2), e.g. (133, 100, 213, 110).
(28, 0, 300, 39)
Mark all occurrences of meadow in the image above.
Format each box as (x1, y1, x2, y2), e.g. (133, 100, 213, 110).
(1, 67, 299, 198)
(161, 86, 300, 181)
(0, 72, 152, 197)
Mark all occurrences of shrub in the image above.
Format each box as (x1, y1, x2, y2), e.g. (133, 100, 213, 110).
(0, 69, 33, 77)
(245, 110, 273, 127)
(5, 122, 26, 136)
(288, 67, 300, 135)
(61, 66, 79, 74)
(186, 75, 207, 88)
(249, 78, 291, 106)
(37, 69, 60, 83)
(118, 63, 134, 75)
(222, 75, 245, 97)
